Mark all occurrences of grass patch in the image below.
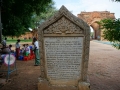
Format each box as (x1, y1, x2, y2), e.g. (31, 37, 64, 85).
(6, 39, 32, 44)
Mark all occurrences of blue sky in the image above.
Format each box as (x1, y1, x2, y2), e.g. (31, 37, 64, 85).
(53, 0, 120, 18)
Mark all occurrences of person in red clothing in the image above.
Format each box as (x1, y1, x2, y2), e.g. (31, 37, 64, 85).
(15, 39, 21, 59)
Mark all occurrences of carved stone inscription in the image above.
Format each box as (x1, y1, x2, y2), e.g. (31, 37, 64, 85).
(44, 37, 83, 81)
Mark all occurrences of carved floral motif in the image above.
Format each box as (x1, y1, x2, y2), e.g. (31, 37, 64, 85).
(44, 17, 83, 34)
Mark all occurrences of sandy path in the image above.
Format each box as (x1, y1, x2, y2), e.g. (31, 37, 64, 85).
(88, 41, 120, 90)
(1, 41, 120, 90)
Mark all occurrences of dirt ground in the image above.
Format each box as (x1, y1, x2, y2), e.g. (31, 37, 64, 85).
(0, 41, 120, 90)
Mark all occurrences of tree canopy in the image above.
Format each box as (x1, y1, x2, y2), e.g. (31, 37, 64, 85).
(99, 19, 120, 49)
(31, 1, 58, 29)
(1, 0, 53, 37)
(98, 0, 120, 49)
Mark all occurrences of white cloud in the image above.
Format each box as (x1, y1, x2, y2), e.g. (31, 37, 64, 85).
(54, 0, 120, 18)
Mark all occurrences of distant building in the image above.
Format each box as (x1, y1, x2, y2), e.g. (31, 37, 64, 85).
(12, 29, 38, 40)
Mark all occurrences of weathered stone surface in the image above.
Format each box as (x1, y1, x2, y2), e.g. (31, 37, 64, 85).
(44, 37, 83, 85)
(38, 5, 90, 90)
(78, 82, 90, 90)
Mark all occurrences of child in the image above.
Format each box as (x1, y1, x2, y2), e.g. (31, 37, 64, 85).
(21, 44, 26, 55)
(25, 44, 30, 55)
(22, 44, 30, 56)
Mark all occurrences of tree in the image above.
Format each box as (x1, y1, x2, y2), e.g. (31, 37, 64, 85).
(31, 1, 58, 29)
(98, 0, 120, 49)
(99, 19, 120, 49)
(1, 0, 52, 37)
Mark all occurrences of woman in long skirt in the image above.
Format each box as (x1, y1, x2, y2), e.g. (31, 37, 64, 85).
(15, 39, 21, 60)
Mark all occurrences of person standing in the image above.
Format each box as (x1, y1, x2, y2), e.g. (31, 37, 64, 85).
(2, 37, 7, 47)
(15, 39, 21, 60)
(33, 38, 40, 66)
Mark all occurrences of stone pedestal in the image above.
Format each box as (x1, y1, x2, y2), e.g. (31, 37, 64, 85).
(78, 82, 90, 90)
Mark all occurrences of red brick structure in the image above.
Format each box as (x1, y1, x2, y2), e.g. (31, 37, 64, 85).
(20, 32, 33, 39)
(13, 29, 38, 40)
(77, 11, 115, 40)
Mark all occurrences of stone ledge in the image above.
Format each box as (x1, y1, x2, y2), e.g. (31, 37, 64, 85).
(78, 82, 90, 90)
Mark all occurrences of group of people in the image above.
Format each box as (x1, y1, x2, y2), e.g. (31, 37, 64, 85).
(21, 44, 30, 56)
(1, 37, 40, 66)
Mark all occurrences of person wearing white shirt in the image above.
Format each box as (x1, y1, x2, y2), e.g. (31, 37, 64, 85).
(33, 38, 40, 66)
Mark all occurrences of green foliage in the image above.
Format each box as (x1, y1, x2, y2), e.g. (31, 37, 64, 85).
(31, 1, 58, 28)
(100, 19, 120, 49)
(1, 0, 52, 37)
(39, 2, 58, 20)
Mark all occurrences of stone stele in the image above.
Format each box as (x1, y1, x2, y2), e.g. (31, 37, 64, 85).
(38, 5, 90, 90)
